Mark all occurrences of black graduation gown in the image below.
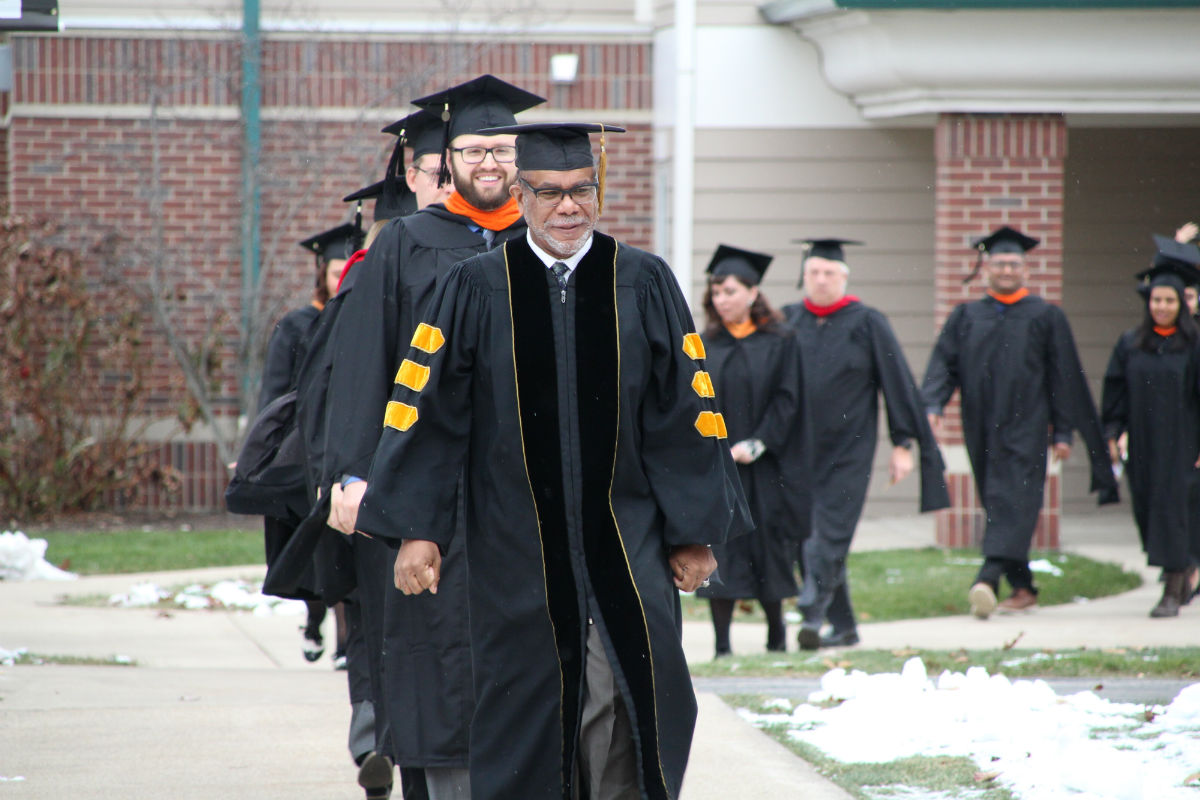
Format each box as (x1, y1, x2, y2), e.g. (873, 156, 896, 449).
(1101, 329, 1200, 569)
(922, 294, 1118, 560)
(357, 233, 751, 800)
(324, 206, 527, 770)
(695, 325, 808, 602)
(258, 305, 320, 583)
(260, 305, 320, 414)
(785, 301, 949, 545)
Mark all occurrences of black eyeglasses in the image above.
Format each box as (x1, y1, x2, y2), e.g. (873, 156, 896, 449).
(519, 179, 599, 208)
(451, 145, 517, 164)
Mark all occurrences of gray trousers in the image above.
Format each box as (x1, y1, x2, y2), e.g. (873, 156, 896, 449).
(572, 623, 640, 800)
(425, 767, 471, 800)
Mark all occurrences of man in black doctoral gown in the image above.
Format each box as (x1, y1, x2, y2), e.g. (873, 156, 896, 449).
(784, 238, 948, 650)
(323, 78, 544, 800)
(922, 226, 1118, 620)
(358, 122, 750, 800)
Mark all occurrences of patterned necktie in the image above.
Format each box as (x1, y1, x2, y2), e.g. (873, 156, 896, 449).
(551, 261, 570, 290)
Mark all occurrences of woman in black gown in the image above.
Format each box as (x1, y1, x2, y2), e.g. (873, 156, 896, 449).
(696, 245, 809, 655)
(1102, 271, 1200, 617)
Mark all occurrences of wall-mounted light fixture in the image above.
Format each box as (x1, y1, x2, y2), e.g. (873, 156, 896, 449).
(549, 53, 580, 84)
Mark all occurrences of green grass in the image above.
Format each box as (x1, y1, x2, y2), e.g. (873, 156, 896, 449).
(683, 547, 1140, 623)
(725, 694, 1015, 800)
(690, 646, 1200, 679)
(37, 529, 264, 575)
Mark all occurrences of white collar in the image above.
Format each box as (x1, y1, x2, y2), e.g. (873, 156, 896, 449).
(525, 231, 593, 274)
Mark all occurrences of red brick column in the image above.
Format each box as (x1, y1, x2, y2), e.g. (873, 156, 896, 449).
(933, 113, 1067, 552)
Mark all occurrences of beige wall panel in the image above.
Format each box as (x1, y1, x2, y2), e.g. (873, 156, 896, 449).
(1061, 126, 1200, 514)
(691, 126, 937, 517)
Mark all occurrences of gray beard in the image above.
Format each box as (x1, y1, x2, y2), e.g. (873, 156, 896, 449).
(531, 218, 593, 258)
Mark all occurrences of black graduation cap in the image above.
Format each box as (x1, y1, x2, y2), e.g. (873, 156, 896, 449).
(342, 178, 415, 223)
(368, 109, 444, 220)
(706, 244, 773, 286)
(381, 109, 445, 159)
(412, 75, 545, 187)
(794, 238, 863, 263)
(298, 223, 363, 263)
(973, 226, 1039, 256)
(476, 122, 625, 214)
(1136, 234, 1200, 289)
(963, 225, 1039, 283)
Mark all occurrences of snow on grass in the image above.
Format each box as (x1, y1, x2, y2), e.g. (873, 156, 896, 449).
(108, 579, 306, 616)
(737, 657, 1200, 800)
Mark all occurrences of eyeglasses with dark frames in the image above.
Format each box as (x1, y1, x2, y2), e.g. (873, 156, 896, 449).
(451, 145, 517, 164)
(519, 178, 599, 208)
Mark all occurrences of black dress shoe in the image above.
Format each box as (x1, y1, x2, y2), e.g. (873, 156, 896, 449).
(819, 629, 860, 648)
(797, 626, 820, 651)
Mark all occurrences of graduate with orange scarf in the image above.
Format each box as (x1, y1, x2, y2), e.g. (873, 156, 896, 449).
(923, 226, 1118, 621)
(320, 75, 544, 800)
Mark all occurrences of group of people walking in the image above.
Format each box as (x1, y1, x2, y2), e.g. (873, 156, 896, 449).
(240, 67, 1200, 800)
(694, 220, 1200, 658)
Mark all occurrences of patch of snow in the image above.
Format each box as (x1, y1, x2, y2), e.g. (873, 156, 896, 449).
(1028, 558, 1064, 577)
(109, 579, 305, 616)
(0, 531, 77, 581)
(737, 657, 1200, 800)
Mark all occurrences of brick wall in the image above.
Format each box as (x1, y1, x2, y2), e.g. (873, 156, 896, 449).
(933, 113, 1067, 551)
(9, 33, 653, 510)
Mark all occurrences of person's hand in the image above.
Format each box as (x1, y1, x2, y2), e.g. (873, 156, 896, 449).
(394, 539, 441, 595)
(1107, 438, 1122, 466)
(889, 445, 914, 485)
(730, 442, 755, 464)
(1052, 442, 1071, 464)
(669, 544, 716, 593)
(927, 413, 942, 438)
(327, 481, 367, 535)
(1117, 432, 1129, 461)
(1175, 221, 1198, 244)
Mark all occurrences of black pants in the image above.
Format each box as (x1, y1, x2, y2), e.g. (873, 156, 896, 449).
(975, 557, 1036, 594)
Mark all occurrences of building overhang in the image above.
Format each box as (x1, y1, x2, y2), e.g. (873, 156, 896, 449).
(759, 0, 1200, 119)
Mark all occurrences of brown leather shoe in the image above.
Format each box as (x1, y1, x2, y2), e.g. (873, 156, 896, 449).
(968, 582, 997, 619)
(997, 587, 1038, 614)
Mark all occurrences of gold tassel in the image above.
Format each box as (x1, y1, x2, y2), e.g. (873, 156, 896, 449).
(597, 123, 607, 216)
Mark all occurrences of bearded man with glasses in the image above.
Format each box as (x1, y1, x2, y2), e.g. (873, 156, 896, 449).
(320, 75, 544, 800)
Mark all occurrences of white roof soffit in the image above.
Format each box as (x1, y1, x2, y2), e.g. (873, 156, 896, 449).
(758, 3, 1200, 119)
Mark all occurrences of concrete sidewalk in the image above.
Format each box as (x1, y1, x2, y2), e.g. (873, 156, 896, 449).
(0, 569, 847, 798)
(0, 507, 1190, 800)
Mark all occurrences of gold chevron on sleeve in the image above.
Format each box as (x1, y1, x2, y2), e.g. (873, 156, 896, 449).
(410, 323, 445, 354)
(383, 401, 419, 432)
(681, 332, 706, 361)
(694, 410, 729, 439)
(394, 359, 431, 392)
(691, 371, 715, 398)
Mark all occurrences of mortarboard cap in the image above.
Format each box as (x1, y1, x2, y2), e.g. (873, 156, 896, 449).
(477, 121, 625, 214)
(972, 225, 1039, 256)
(343, 178, 415, 223)
(794, 238, 863, 263)
(373, 109, 443, 218)
(706, 244, 773, 287)
(412, 75, 545, 187)
(381, 109, 445, 159)
(1137, 234, 1200, 287)
(299, 223, 363, 262)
